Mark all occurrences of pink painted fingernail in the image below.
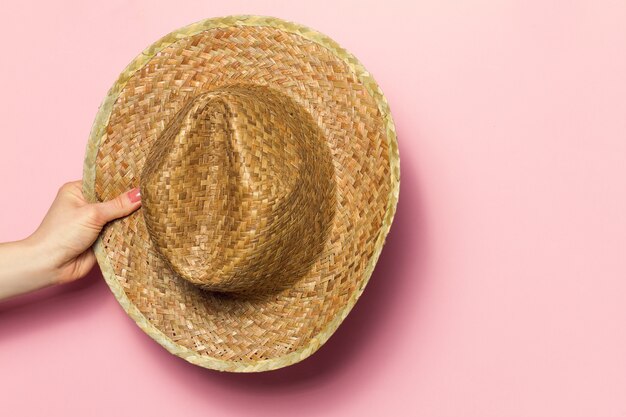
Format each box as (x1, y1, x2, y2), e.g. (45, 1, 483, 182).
(127, 187, 141, 203)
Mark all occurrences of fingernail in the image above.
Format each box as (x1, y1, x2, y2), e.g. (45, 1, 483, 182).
(127, 187, 141, 203)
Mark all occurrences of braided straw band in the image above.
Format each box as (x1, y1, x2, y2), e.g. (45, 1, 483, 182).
(83, 15, 400, 372)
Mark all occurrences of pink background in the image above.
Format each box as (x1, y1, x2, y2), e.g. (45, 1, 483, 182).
(1, 1, 625, 416)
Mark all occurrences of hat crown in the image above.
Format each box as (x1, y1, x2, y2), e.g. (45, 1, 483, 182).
(140, 85, 336, 295)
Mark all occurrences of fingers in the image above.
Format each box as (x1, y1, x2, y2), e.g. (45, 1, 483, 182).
(56, 180, 84, 199)
(91, 187, 142, 226)
(61, 249, 97, 284)
(58, 180, 82, 193)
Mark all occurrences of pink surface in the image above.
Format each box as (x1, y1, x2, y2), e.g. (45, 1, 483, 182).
(1, 1, 625, 416)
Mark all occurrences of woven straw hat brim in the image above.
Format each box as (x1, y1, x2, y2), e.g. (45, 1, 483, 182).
(83, 15, 399, 372)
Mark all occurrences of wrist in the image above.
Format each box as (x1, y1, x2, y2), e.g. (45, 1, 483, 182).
(0, 237, 60, 301)
(20, 235, 62, 286)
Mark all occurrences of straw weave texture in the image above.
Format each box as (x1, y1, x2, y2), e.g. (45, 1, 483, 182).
(83, 15, 399, 372)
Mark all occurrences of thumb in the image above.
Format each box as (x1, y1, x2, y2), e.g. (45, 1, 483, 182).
(92, 187, 142, 225)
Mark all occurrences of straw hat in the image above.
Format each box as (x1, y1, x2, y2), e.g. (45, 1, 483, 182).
(83, 15, 399, 372)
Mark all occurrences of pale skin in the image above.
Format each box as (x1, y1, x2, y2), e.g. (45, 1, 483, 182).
(0, 181, 141, 301)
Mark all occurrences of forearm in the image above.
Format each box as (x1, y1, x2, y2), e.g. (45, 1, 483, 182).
(0, 238, 57, 301)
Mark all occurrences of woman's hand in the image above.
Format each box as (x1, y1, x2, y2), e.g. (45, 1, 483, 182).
(0, 181, 141, 300)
